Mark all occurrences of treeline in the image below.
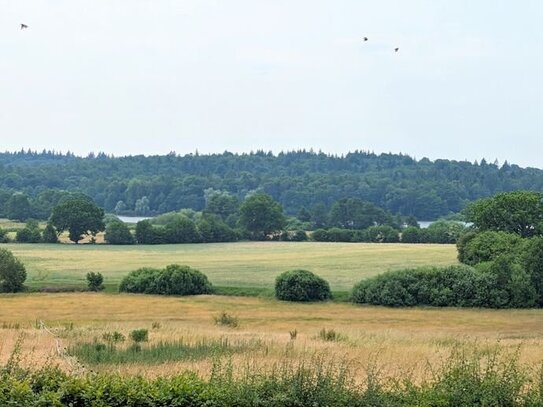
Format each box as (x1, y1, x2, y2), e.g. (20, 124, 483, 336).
(353, 191, 543, 308)
(1, 191, 468, 245)
(1, 149, 542, 219)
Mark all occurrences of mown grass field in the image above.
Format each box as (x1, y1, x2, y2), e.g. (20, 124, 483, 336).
(3, 242, 458, 291)
(1, 293, 543, 382)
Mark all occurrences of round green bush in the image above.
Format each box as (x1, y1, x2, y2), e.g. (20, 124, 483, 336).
(119, 264, 213, 296)
(0, 248, 26, 293)
(275, 269, 331, 302)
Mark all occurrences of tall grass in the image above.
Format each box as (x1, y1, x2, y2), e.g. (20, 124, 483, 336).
(2, 344, 543, 406)
(69, 337, 262, 365)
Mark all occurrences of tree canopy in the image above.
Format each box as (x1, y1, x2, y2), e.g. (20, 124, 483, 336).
(50, 194, 105, 243)
(238, 192, 285, 240)
(465, 191, 543, 237)
(1, 150, 542, 220)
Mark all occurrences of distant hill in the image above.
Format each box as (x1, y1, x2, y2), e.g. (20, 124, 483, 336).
(0, 150, 542, 219)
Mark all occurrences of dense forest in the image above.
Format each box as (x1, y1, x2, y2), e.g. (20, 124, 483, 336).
(0, 149, 542, 219)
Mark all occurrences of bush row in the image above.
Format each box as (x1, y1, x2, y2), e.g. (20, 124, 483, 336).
(352, 261, 537, 308)
(312, 221, 466, 244)
(1, 348, 542, 406)
(130, 216, 239, 245)
(0, 221, 59, 244)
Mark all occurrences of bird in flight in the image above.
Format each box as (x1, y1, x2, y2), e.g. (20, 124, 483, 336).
(363, 37, 368, 42)
(394, 47, 399, 52)
(21, 23, 28, 30)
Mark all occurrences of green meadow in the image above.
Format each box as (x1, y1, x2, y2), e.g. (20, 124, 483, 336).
(4, 242, 457, 290)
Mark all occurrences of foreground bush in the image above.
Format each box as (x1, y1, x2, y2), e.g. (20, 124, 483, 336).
(0, 248, 26, 292)
(119, 264, 213, 295)
(0, 347, 541, 406)
(275, 269, 331, 302)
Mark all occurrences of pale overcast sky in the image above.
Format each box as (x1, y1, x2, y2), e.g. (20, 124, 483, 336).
(1, 1, 542, 167)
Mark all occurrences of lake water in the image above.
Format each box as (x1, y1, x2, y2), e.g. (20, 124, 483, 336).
(117, 216, 152, 223)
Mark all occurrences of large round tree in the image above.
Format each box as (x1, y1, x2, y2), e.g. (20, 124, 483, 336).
(239, 192, 285, 240)
(50, 194, 105, 243)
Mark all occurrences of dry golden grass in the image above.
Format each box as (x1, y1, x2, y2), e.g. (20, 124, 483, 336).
(4, 242, 458, 290)
(1, 293, 543, 381)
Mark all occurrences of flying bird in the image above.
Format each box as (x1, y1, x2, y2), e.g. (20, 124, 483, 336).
(363, 37, 368, 41)
(20, 23, 28, 30)
(394, 47, 399, 52)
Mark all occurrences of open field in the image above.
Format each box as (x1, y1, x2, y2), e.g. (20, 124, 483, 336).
(1, 293, 543, 382)
(3, 242, 458, 290)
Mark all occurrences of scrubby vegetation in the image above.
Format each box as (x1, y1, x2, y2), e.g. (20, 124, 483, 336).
(2, 346, 543, 406)
(275, 269, 331, 302)
(0, 248, 26, 293)
(119, 264, 213, 296)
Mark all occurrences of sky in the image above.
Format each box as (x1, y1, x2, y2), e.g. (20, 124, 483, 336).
(1, 1, 543, 168)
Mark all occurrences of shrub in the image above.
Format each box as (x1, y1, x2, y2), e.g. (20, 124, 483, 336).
(164, 217, 201, 244)
(86, 272, 104, 292)
(213, 312, 239, 328)
(135, 220, 164, 244)
(275, 269, 331, 302)
(457, 231, 523, 265)
(352, 262, 538, 309)
(0, 249, 26, 292)
(102, 331, 125, 343)
(130, 329, 149, 343)
(0, 228, 9, 243)
(424, 220, 466, 244)
(104, 220, 135, 245)
(318, 328, 343, 342)
(119, 265, 213, 296)
(365, 225, 400, 243)
(15, 221, 41, 243)
(41, 223, 59, 243)
(311, 228, 354, 242)
(401, 226, 423, 243)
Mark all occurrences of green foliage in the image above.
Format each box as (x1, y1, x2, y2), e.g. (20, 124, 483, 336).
(119, 264, 213, 296)
(239, 192, 285, 240)
(102, 331, 125, 343)
(466, 191, 543, 237)
(213, 312, 239, 328)
(204, 189, 239, 220)
(424, 220, 467, 243)
(401, 226, 422, 243)
(41, 223, 59, 243)
(3, 151, 543, 222)
(5, 193, 32, 221)
(275, 269, 331, 302)
(15, 221, 42, 243)
(104, 220, 135, 245)
(521, 237, 543, 306)
(50, 194, 105, 243)
(365, 225, 400, 243)
(352, 263, 538, 309)
(0, 228, 9, 243)
(129, 329, 149, 343)
(329, 198, 393, 229)
(70, 337, 259, 365)
(164, 216, 201, 243)
(135, 220, 162, 244)
(0, 249, 26, 293)
(457, 231, 523, 265)
(86, 272, 105, 292)
(4, 345, 540, 406)
(197, 214, 238, 243)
